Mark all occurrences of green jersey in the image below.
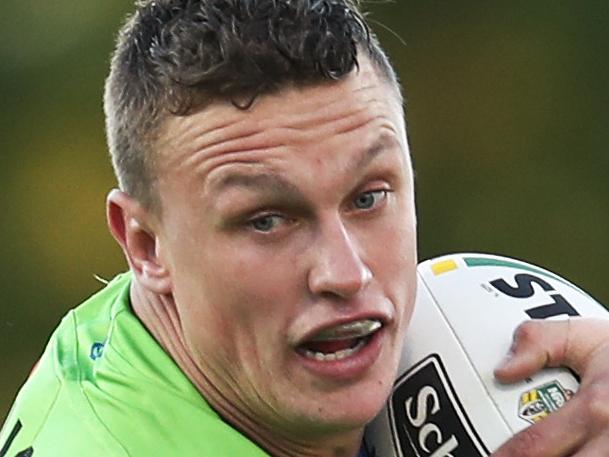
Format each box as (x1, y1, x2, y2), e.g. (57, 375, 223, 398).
(0, 273, 269, 457)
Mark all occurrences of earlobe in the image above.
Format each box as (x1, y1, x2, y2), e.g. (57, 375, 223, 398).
(106, 189, 172, 295)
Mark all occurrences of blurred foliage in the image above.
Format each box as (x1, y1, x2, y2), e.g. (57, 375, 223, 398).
(1, 1, 608, 420)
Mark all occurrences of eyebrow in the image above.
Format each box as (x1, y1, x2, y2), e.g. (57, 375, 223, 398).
(351, 136, 393, 172)
(210, 171, 305, 201)
(208, 135, 397, 196)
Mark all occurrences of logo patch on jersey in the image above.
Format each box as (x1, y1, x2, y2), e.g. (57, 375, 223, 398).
(387, 354, 489, 457)
(90, 342, 105, 361)
(518, 381, 574, 424)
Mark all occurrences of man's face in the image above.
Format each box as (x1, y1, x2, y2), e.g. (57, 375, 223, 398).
(153, 58, 417, 439)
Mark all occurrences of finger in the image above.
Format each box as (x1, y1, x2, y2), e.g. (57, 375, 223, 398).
(494, 319, 569, 383)
(492, 392, 587, 457)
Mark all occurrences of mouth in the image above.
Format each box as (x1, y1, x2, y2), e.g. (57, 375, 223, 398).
(295, 319, 383, 362)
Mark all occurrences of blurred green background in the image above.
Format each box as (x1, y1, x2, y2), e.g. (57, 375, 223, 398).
(2, 1, 608, 420)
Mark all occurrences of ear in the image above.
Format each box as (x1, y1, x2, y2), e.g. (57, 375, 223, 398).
(106, 189, 172, 295)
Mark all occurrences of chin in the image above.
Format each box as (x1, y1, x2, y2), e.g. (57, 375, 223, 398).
(295, 373, 395, 435)
(275, 327, 402, 435)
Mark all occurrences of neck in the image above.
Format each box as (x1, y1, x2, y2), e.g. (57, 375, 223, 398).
(129, 280, 364, 457)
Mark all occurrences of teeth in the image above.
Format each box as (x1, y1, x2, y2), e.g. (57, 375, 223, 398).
(303, 338, 368, 362)
(310, 319, 382, 342)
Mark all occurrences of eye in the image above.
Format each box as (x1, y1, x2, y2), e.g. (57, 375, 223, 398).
(353, 190, 388, 210)
(248, 214, 285, 233)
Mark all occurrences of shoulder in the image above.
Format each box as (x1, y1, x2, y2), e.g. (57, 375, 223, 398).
(0, 274, 132, 456)
(1, 272, 269, 456)
(0, 338, 129, 456)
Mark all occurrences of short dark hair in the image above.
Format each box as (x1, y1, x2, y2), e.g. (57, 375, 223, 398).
(104, 0, 401, 211)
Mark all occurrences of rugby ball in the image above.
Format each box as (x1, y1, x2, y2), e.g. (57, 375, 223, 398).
(365, 253, 608, 456)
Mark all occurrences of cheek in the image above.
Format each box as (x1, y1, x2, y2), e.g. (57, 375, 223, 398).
(369, 209, 417, 312)
(369, 200, 416, 265)
(174, 237, 301, 346)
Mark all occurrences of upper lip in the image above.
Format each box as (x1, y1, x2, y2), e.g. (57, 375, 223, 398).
(292, 312, 391, 348)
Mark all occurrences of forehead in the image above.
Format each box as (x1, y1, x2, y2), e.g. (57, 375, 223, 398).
(155, 59, 407, 201)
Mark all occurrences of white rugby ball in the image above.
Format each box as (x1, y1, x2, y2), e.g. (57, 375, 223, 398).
(365, 252, 608, 457)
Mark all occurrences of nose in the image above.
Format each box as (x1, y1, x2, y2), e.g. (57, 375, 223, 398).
(307, 219, 372, 299)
